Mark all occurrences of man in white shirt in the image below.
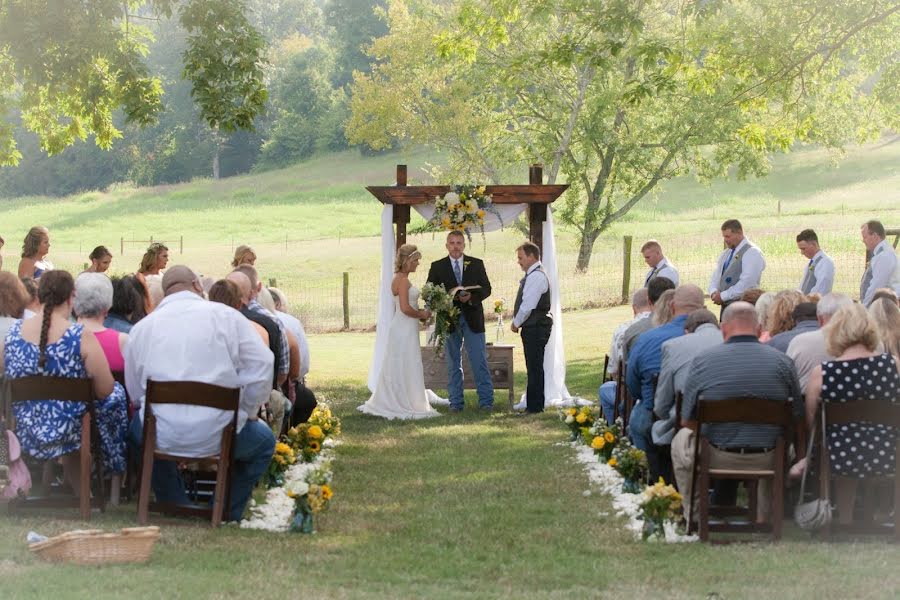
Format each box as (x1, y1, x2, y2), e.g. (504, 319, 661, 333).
(511, 241, 552, 414)
(709, 219, 766, 311)
(599, 288, 650, 424)
(641, 240, 679, 286)
(860, 219, 900, 306)
(796, 229, 835, 295)
(125, 265, 275, 522)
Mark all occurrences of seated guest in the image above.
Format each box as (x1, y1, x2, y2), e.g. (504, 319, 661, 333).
(129, 275, 151, 323)
(0, 272, 29, 342)
(231, 245, 257, 268)
(671, 302, 802, 523)
(872, 287, 899, 306)
(599, 288, 651, 424)
(20, 277, 40, 319)
(125, 266, 275, 522)
(621, 277, 676, 362)
(868, 298, 900, 358)
(740, 288, 765, 306)
(754, 291, 777, 342)
(786, 293, 853, 394)
(86, 246, 113, 273)
(1, 271, 127, 497)
(232, 265, 290, 386)
(227, 271, 288, 388)
(650, 289, 675, 326)
(258, 286, 278, 314)
(627, 285, 705, 480)
(801, 303, 899, 525)
(209, 279, 270, 346)
(105, 276, 141, 334)
(766, 301, 818, 353)
(652, 308, 723, 449)
(17, 226, 53, 280)
(765, 290, 805, 338)
(269, 287, 317, 426)
(75, 274, 128, 374)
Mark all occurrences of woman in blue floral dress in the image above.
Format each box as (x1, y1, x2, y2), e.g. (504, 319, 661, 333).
(1, 270, 127, 497)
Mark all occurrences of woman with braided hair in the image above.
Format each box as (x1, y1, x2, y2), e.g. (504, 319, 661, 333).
(0, 270, 128, 497)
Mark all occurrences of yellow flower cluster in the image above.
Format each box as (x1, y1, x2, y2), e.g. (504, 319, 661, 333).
(272, 442, 296, 466)
(306, 483, 334, 513)
(591, 436, 606, 450)
(430, 186, 492, 234)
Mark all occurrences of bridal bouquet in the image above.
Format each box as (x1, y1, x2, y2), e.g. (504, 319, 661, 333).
(639, 478, 683, 540)
(420, 282, 460, 356)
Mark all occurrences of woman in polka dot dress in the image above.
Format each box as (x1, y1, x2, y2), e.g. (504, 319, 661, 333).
(804, 304, 899, 525)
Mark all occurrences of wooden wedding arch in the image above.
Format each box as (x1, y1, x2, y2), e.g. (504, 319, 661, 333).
(366, 164, 568, 253)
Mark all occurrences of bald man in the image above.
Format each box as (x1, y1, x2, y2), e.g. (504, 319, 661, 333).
(671, 301, 802, 524)
(125, 264, 275, 522)
(625, 284, 705, 481)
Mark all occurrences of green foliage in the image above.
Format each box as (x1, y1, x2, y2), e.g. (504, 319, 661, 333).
(347, 0, 900, 269)
(0, 0, 269, 165)
(325, 0, 389, 89)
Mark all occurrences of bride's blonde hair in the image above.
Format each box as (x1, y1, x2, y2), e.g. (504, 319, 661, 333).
(394, 244, 422, 273)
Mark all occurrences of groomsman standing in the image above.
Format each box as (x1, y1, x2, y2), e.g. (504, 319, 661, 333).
(709, 219, 765, 312)
(511, 242, 552, 414)
(641, 240, 679, 286)
(796, 229, 835, 294)
(860, 219, 900, 306)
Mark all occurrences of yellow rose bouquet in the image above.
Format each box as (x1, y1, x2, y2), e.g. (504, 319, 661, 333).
(264, 441, 296, 488)
(639, 478, 683, 540)
(610, 440, 648, 493)
(587, 417, 623, 461)
(559, 405, 596, 442)
(307, 403, 341, 438)
(410, 185, 502, 249)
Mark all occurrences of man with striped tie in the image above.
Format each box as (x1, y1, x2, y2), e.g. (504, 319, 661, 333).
(796, 229, 835, 295)
(641, 240, 679, 287)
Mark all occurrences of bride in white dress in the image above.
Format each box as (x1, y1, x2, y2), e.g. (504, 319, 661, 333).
(358, 244, 446, 419)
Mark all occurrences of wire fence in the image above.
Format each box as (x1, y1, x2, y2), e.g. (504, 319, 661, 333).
(18, 225, 891, 333)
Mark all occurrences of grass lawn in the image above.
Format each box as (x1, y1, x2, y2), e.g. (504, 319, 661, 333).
(2, 307, 899, 599)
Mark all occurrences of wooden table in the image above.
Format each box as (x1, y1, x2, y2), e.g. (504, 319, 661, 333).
(422, 344, 515, 408)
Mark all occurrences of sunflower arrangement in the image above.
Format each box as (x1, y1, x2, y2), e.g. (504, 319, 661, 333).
(559, 405, 596, 442)
(286, 463, 335, 534)
(587, 417, 623, 461)
(639, 478, 683, 540)
(264, 441, 297, 488)
(307, 403, 341, 438)
(609, 439, 648, 489)
(285, 423, 326, 462)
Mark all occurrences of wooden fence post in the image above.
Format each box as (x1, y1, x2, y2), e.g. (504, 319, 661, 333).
(120, 237, 124, 256)
(180, 235, 184, 254)
(342, 272, 350, 330)
(621, 235, 633, 304)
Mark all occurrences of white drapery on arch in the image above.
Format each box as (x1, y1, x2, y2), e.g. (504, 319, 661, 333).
(367, 203, 585, 407)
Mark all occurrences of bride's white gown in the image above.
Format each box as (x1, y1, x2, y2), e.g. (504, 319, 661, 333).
(358, 285, 447, 419)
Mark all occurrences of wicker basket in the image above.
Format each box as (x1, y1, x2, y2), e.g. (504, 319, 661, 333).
(29, 526, 161, 565)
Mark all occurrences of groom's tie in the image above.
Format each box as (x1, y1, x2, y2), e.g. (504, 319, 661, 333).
(453, 259, 462, 285)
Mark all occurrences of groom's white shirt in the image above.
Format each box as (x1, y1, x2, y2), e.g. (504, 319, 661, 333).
(513, 262, 549, 328)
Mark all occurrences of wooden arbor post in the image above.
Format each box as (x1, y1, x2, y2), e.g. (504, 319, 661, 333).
(367, 164, 567, 254)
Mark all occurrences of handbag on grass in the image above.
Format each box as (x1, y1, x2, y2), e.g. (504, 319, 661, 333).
(795, 406, 832, 531)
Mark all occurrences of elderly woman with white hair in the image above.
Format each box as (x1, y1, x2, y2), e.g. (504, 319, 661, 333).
(75, 273, 128, 375)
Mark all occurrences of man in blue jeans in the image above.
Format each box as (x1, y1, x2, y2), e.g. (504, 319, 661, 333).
(124, 266, 276, 522)
(426, 231, 494, 411)
(626, 284, 705, 481)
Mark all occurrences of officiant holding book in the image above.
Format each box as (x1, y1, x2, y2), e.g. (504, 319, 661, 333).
(426, 230, 495, 411)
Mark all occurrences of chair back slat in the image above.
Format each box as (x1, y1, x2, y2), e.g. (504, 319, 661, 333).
(146, 380, 240, 411)
(824, 401, 900, 428)
(9, 376, 94, 404)
(697, 398, 793, 427)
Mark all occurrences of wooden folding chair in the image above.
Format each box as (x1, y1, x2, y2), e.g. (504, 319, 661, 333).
(819, 400, 900, 541)
(602, 354, 611, 383)
(137, 379, 240, 527)
(7, 376, 104, 520)
(688, 398, 793, 542)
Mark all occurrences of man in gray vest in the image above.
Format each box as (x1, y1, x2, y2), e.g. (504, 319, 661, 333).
(860, 219, 900, 306)
(511, 241, 552, 414)
(709, 219, 766, 312)
(796, 229, 834, 294)
(641, 240, 679, 286)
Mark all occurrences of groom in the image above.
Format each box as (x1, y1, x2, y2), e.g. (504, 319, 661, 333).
(511, 241, 552, 414)
(426, 230, 494, 411)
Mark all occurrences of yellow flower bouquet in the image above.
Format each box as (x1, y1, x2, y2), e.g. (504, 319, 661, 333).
(639, 478, 683, 540)
(559, 405, 596, 442)
(610, 440, 648, 493)
(264, 441, 296, 488)
(587, 417, 623, 461)
(285, 423, 325, 463)
(410, 185, 502, 248)
(287, 463, 334, 534)
(307, 403, 341, 438)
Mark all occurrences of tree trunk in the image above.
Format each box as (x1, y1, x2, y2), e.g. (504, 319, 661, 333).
(575, 227, 601, 271)
(212, 143, 220, 180)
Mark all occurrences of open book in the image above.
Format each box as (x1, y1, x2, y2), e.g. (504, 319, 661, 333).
(450, 285, 481, 296)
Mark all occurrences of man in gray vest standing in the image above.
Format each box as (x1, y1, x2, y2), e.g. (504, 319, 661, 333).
(860, 219, 900, 306)
(709, 219, 765, 312)
(796, 229, 834, 294)
(511, 241, 552, 414)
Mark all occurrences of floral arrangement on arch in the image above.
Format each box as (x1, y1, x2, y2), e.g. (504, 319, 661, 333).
(411, 184, 502, 244)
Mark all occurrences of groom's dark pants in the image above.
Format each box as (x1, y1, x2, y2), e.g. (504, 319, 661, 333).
(521, 321, 552, 413)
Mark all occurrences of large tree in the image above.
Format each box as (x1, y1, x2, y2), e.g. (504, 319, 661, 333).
(0, 0, 268, 167)
(347, 0, 900, 270)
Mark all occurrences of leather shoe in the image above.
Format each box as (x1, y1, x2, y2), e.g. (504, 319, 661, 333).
(448, 406, 463, 413)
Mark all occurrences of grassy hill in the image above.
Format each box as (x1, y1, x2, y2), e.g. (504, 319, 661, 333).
(1, 141, 898, 330)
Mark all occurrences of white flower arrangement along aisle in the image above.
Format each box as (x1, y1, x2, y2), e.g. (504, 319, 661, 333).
(559, 406, 697, 543)
(241, 404, 342, 533)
